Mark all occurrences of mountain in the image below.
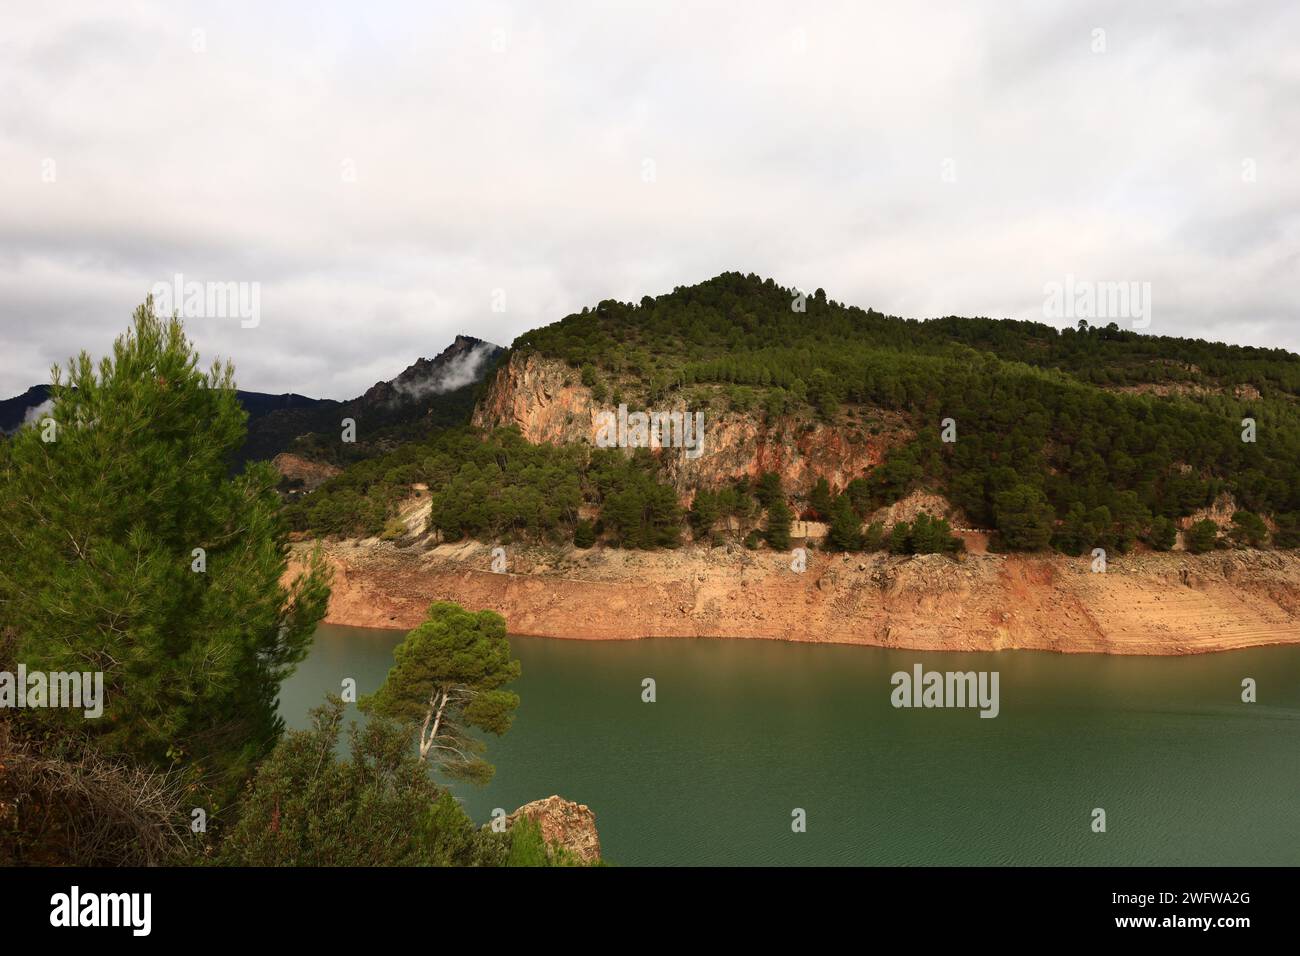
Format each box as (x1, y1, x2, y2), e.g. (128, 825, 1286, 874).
(1, 335, 504, 469)
(295, 272, 1300, 554)
(472, 271, 1300, 546)
(0, 383, 328, 436)
(0, 385, 53, 433)
(245, 335, 503, 466)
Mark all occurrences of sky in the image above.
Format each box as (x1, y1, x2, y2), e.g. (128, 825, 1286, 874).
(2, 0, 1297, 399)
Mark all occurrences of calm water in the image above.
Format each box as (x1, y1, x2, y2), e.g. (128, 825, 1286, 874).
(279, 625, 1300, 866)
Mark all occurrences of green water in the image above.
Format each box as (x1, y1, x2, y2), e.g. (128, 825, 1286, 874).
(279, 625, 1300, 866)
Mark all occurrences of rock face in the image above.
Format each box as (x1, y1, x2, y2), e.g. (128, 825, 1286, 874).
(471, 351, 597, 447)
(272, 452, 341, 491)
(507, 796, 601, 864)
(472, 351, 911, 498)
(287, 539, 1300, 655)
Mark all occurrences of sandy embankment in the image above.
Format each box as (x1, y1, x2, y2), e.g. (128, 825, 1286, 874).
(284, 535, 1300, 656)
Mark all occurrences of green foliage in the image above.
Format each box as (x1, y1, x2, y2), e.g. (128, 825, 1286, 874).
(1186, 519, 1220, 553)
(507, 272, 1300, 552)
(888, 521, 911, 554)
(826, 494, 863, 551)
(1229, 510, 1269, 548)
(362, 602, 520, 784)
(993, 485, 1055, 551)
(503, 816, 592, 867)
(1275, 513, 1300, 549)
(595, 448, 682, 549)
(755, 471, 783, 510)
(573, 519, 596, 548)
(0, 303, 331, 800)
(688, 488, 721, 539)
(808, 477, 833, 519)
(765, 498, 793, 550)
(903, 512, 962, 554)
(1147, 515, 1178, 551)
(218, 695, 507, 866)
(425, 429, 583, 542)
(292, 427, 684, 551)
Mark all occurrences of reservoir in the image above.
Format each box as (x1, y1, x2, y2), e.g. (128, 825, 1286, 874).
(279, 624, 1300, 866)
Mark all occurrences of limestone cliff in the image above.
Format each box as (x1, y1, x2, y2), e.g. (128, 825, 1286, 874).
(471, 350, 912, 498)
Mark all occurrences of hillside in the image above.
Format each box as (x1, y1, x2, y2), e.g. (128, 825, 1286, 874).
(296, 273, 1300, 557)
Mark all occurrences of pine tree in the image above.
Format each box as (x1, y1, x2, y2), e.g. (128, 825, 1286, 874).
(993, 484, 1054, 551)
(1147, 515, 1177, 551)
(827, 494, 863, 551)
(888, 521, 913, 554)
(0, 302, 331, 798)
(808, 477, 833, 519)
(765, 499, 793, 550)
(362, 601, 520, 783)
(1229, 511, 1268, 548)
(1186, 519, 1220, 553)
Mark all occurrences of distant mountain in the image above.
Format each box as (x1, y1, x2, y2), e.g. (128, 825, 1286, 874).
(0, 335, 504, 468)
(241, 335, 503, 466)
(0, 383, 331, 435)
(0, 385, 53, 433)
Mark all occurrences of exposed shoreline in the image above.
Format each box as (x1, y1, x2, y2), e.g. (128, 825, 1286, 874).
(286, 539, 1300, 656)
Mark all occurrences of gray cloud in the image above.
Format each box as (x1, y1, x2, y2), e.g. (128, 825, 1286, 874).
(1, 0, 1298, 399)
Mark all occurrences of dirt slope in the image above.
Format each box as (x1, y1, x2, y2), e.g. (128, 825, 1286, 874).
(286, 538, 1300, 655)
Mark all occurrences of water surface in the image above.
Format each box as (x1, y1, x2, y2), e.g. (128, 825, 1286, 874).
(279, 625, 1300, 866)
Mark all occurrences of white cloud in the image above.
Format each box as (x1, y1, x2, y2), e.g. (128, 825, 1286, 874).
(1, 0, 1297, 398)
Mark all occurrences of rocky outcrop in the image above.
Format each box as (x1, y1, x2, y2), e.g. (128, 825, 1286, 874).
(472, 351, 910, 497)
(507, 796, 601, 864)
(471, 351, 597, 447)
(362, 335, 502, 407)
(272, 453, 341, 491)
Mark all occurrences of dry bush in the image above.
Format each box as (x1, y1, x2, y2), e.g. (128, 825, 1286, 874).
(0, 717, 198, 866)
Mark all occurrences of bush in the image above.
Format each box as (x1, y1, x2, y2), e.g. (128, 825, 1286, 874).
(218, 696, 507, 867)
(1147, 515, 1177, 551)
(1229, 511, 1269, 548)
(1185, 519, 1220, 553)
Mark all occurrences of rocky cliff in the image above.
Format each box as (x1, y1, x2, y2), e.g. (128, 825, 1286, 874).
(472, 350, 911, 497)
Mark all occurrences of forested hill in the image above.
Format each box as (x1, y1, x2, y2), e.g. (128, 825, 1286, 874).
(292, 272, 1300, 554)
(516, 271, 1300, 397)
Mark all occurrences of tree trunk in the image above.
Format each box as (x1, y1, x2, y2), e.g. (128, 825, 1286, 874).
(418, 687, 450, 761)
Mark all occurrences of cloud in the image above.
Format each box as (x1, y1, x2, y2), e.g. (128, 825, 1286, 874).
(390, 341, 500, 403)
(22, 398, 53, 426)
(1, 1, 1298, 399)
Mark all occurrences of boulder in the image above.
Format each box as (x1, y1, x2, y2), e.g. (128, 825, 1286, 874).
(506, 795, 601, 864)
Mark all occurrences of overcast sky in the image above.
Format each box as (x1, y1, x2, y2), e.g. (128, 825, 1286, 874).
(2, 1, 1297, 399)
